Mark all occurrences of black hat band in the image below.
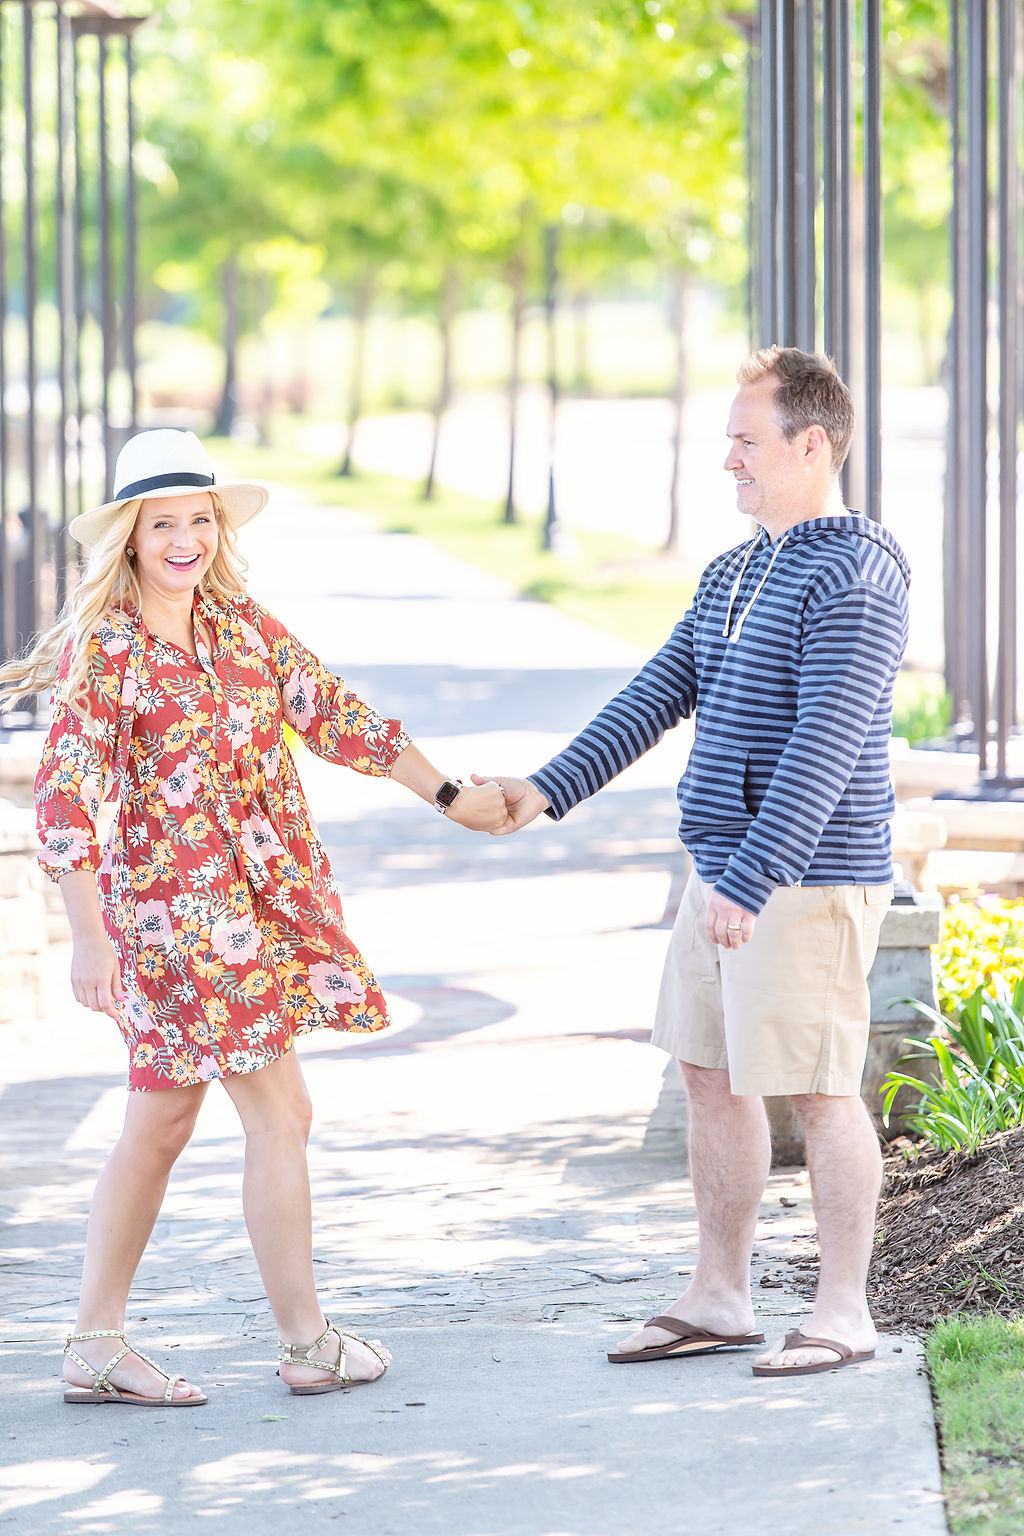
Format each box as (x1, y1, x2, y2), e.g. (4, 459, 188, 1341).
(115, 471, 216, 501)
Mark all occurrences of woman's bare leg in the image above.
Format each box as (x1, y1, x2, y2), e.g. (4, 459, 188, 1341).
(64, 1082, 208, 1401)
(220, 1050, 388, 1388)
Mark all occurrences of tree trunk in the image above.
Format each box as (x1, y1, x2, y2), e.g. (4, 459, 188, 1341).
(213, 256, 239, 437)
(503, 248, 526, 525)
(664, 267, 688, 556)
(542, 224, 560, 551)
(572, 289, 592, 394)
(256, 271, 273, 448)
(339, 272, 374, 477)
(423, 267, 458, 501)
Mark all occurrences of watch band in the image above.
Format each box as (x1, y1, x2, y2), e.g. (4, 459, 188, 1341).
(434, 778, 463, 814)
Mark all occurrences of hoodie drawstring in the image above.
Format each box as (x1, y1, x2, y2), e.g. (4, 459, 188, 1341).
(721, 533, 790, 643)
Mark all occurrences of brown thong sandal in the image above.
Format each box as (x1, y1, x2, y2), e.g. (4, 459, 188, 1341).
(63, 1328, 207, 1407)
(607, 1315, 766, 1364)
(278, 1318, 391, 1396)
(750, 1328, 876, 1378)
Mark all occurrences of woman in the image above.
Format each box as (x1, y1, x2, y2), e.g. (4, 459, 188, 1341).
(0, 429, 508, 1407)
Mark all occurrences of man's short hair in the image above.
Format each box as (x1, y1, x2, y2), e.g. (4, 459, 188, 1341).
(738, 345, 854, 474)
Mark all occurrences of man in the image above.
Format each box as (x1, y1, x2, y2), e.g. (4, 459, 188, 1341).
(476, 346, 910, 1377)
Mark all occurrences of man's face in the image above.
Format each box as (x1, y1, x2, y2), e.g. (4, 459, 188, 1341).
(723, 379, 813, 526)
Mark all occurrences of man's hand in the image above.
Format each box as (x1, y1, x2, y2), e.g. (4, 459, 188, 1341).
(470, 774, 550, 835)
(705, 890, 756, 949)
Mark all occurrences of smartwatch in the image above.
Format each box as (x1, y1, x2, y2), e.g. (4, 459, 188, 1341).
(434, 778, 463, 814)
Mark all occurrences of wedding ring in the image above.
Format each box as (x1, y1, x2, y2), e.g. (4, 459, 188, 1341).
(726, 923, 742, 931)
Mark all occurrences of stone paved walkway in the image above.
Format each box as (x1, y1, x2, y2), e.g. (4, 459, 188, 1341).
(0, 491, 946, 1534)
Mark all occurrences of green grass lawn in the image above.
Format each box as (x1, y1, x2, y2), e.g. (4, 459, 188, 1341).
(928, 1315, 1024, 1534)
(213, 432, 697, 654)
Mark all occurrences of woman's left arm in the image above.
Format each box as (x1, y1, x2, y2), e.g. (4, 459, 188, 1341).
(388, 742, 509, 833)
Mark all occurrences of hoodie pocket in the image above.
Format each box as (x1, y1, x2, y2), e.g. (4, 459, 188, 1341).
(742, 752, 775, 817)
(680, 742, 751, 828)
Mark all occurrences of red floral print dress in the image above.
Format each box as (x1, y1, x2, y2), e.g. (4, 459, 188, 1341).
(35, 591, 409, 1091)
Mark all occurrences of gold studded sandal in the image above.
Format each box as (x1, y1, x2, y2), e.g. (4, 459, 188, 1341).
(63, 1328, 208, 1407)
(278, 1318, 391, 1396)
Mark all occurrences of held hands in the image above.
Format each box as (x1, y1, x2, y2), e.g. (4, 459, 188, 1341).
(70, 931, 125, 1019)
(444, 778, 511, 834)
(705, 890, 756, 949)
(469, 774, 550, 836)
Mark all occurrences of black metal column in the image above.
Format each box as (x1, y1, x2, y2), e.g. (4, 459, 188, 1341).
(758, 1, 778, 344)
(793, 0, 816, 351)
(965, 0, 989, 772)
(944, 0, 969, 723)
(22, 1, 40, 640)
(0, 9, 10, 657)
(862, 0, 882, 521)
(994, 0, 1018, 779)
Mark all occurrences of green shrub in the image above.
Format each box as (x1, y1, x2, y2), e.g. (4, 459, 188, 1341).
(891, 668, 952, 744)
(882, 978, 1024, 1152)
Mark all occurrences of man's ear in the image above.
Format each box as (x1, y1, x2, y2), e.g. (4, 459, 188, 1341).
(804, 424, 830, 465)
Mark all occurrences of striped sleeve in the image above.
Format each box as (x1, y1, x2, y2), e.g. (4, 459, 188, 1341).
(715, 581, 907, 913)
(528, 610, 698, 819)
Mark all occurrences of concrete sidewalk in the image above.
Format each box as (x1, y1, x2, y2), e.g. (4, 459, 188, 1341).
(0, 494, 946, 1534)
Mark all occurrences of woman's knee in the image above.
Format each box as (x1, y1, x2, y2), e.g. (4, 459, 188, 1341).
(224, 1052, 313, 1142)
(121, 1089, 203, 1164)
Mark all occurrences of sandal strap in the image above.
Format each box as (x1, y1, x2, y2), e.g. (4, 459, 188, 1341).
(64, 1330, 181, 1398)
(277, 1317, 390, 1382)
(278, 1318, 349, 1380)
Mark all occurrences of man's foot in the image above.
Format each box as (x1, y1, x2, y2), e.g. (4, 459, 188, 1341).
(616, 1296, 758, 1358)
(63, 1334, 204, 1403)
(754, 1316, 877, 1375)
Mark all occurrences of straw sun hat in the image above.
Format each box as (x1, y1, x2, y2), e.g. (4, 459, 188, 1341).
(68, 429, 268, 547)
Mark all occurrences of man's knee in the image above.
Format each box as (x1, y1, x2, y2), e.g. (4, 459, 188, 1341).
(678, 1060, 745, 1107)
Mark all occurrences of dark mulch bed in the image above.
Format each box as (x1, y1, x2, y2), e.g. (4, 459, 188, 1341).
(867, 1126, 1024, 1332)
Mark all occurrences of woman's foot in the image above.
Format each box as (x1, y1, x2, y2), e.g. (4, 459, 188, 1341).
(278, 1320, 391, 1391)
(63, 1332, 205, 1403)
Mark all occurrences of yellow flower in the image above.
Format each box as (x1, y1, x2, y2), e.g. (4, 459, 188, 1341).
(133, 1042, 156, 1067)
(237, 969, 272, 998)
(202, 996, 230, 1027)
(194, 953, 226, 981)
(163, 718, 198, 751)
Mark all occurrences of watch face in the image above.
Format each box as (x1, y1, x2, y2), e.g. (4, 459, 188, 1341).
(435, 779, 462, 808)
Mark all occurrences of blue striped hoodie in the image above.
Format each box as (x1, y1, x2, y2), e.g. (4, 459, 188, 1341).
(529, 514, 911, 915)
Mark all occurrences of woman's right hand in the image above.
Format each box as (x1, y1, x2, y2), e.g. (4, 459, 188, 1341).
(70, 933, 125, 1019)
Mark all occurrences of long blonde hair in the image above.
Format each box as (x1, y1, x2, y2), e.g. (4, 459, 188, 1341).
(0, 492, 248, 717)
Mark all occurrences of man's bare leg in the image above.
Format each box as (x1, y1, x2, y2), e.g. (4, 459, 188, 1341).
(616, 1062, 771, 1353)
(755, 1092, 881, 1370)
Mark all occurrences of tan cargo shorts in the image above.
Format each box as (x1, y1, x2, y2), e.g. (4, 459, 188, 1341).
(651, 872, 893, 1097)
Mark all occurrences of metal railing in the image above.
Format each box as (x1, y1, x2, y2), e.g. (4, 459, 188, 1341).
(752, 0, 1022, 793)
(0, 0, 144, 677)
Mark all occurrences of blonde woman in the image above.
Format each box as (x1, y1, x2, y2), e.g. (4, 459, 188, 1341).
(1, 429, 508, 1407)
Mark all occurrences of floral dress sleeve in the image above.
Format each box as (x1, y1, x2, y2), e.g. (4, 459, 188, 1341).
(34, 616, 132, 883)
(238, 598, 410, 775)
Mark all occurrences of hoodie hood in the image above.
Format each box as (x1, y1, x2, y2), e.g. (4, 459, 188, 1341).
(722, 512, 910, 644)
(773, 512, 912, 587)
